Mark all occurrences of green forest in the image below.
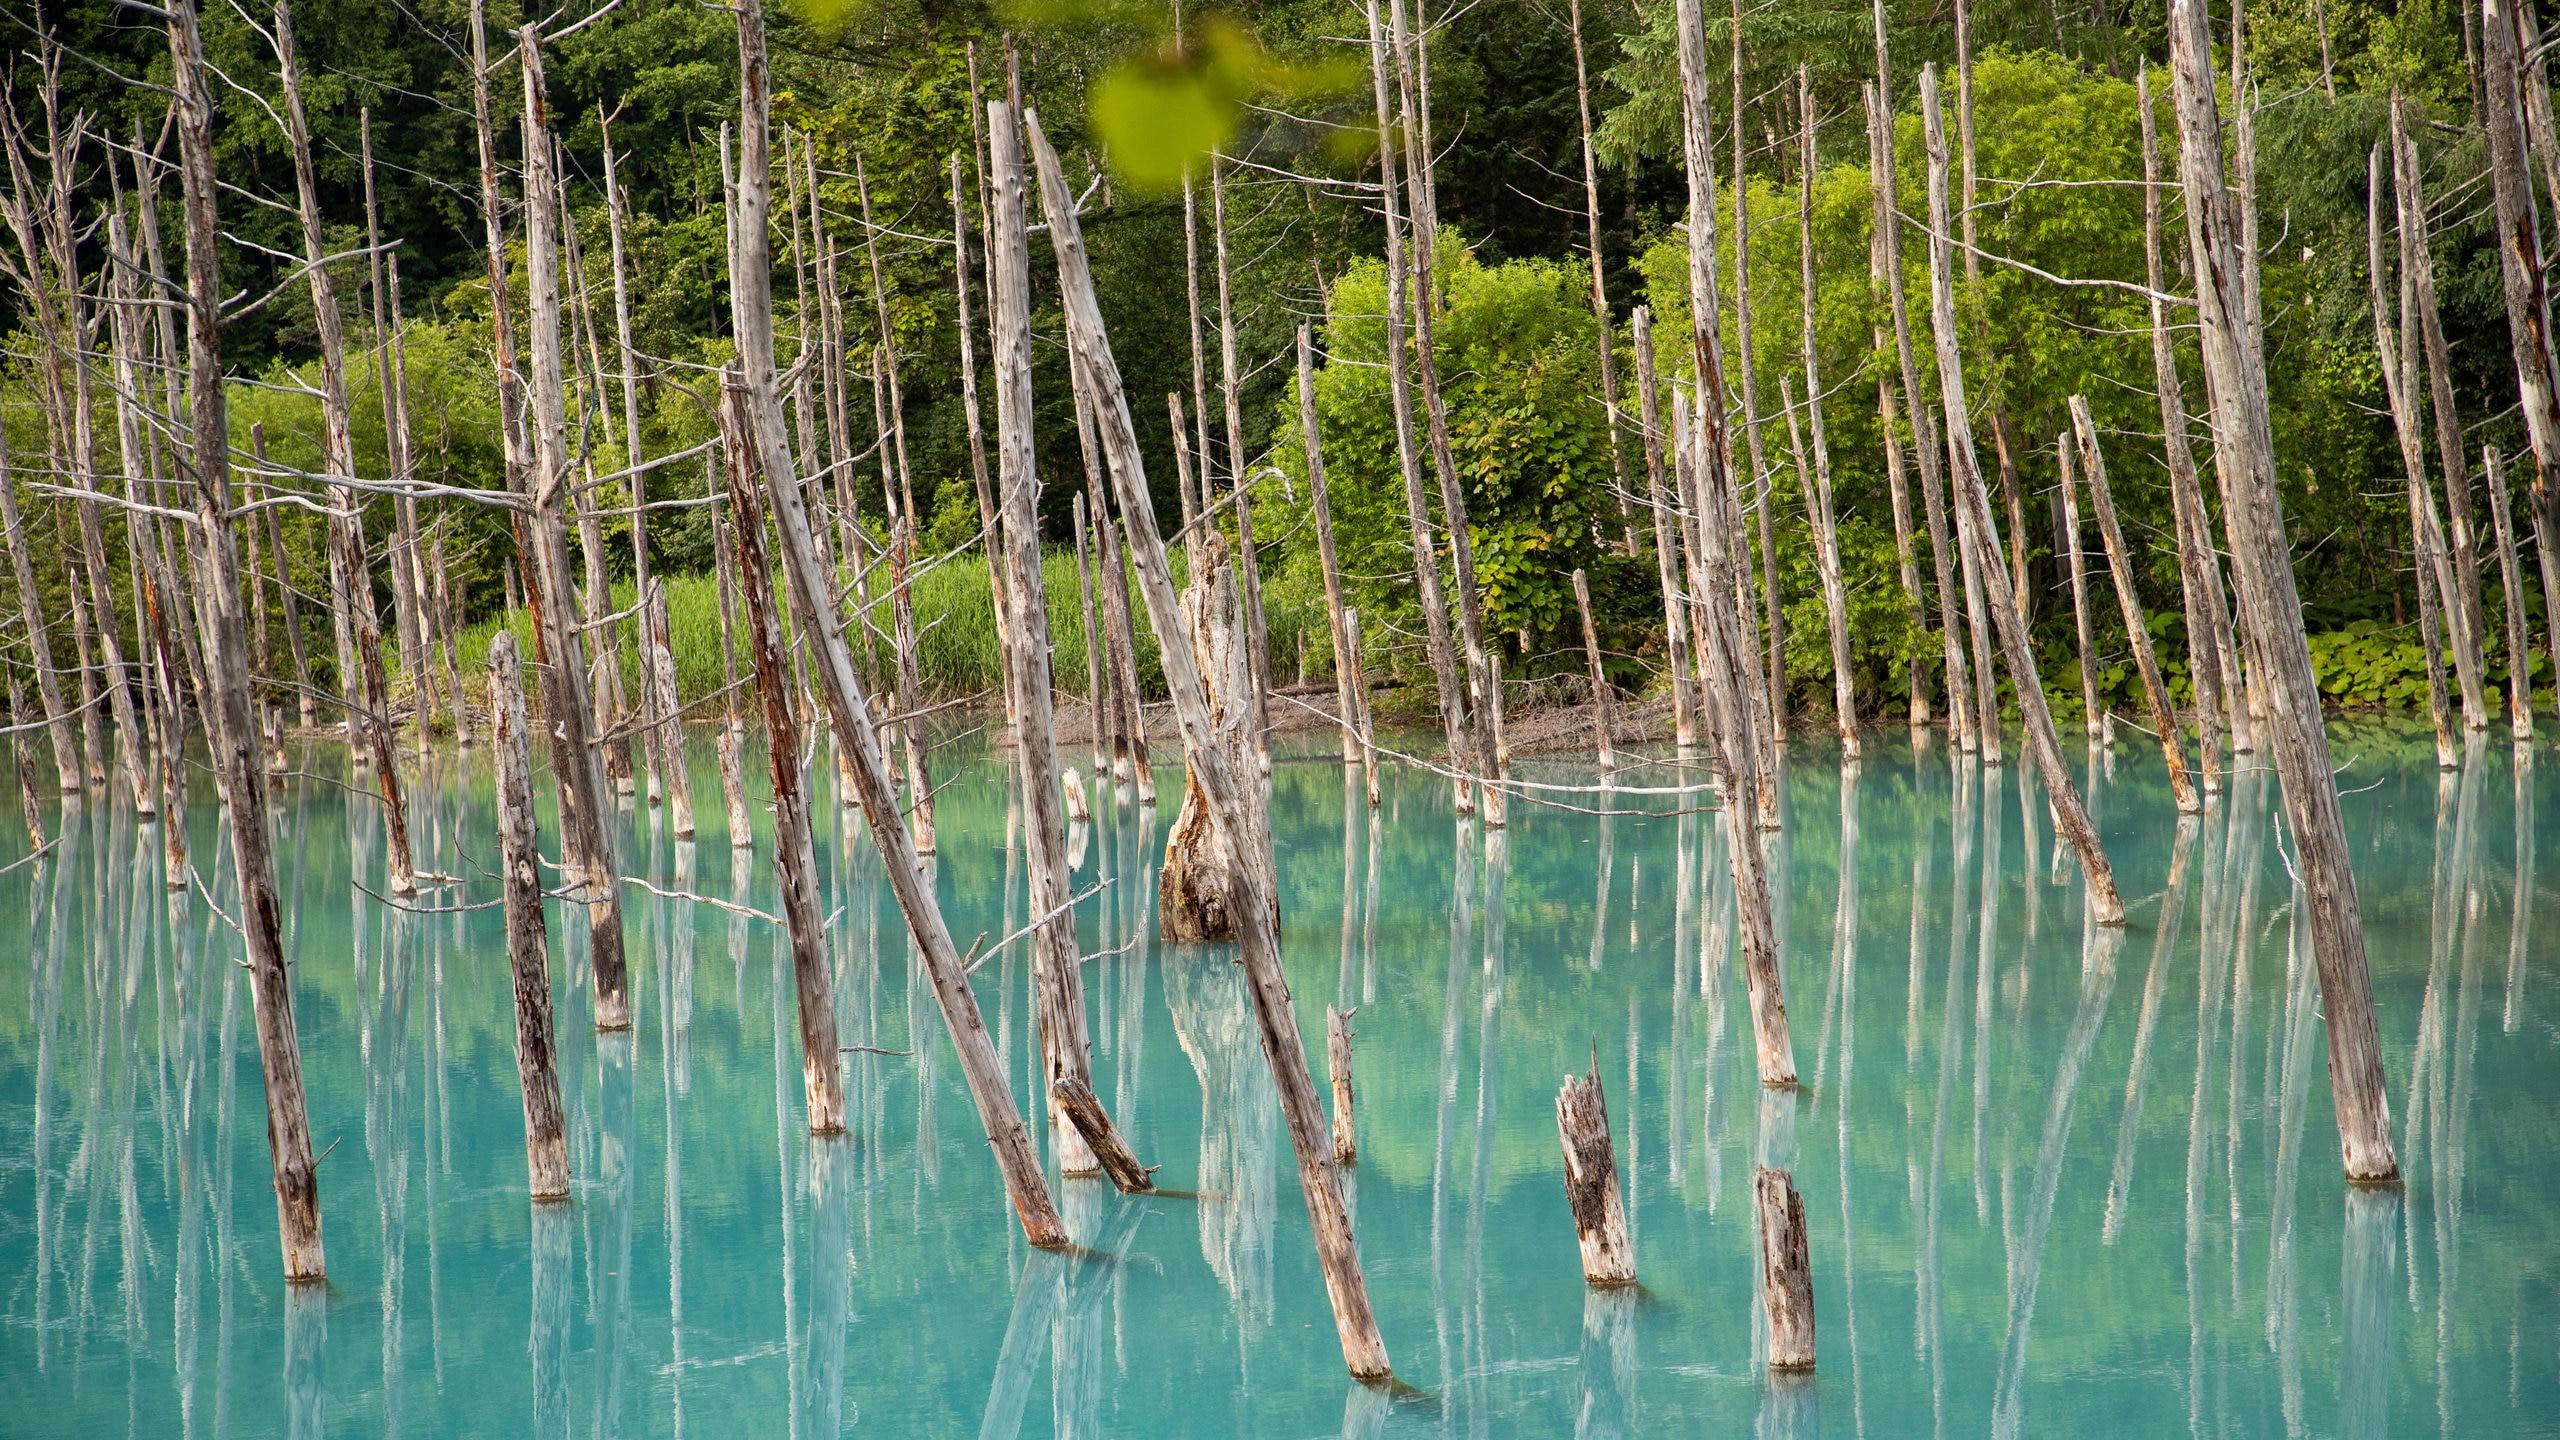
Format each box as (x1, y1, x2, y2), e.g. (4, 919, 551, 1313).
(0, 0, 2543, 724)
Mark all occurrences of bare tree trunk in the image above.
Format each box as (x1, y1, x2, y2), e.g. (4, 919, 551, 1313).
(1557, 1063, 1635, 1284)
(2057, 432, 2101, 739)
(715, 376, 846, 1134)
(517, 27, 630, 1029)
(1571, 569, 1617, 772)
(490, 631, 570, 1198)
(2070, 398, 2199, 812)
(1359, 0, 1477, 815)
(1866, 62, 1971, 749)
(1732, 0, 1786, 744)
(2370, 142, 2463, 770)
(1921, 66, 2123, 922)
(2168, 0, 2396, 1180)
(1073, 493, 1110, 780)
(1299, 325, 1365, 768)
(1793, 72, 1855, 756)
(950, 150, 1017, 735)
(2395, 98, 2489, 732)
(1210, 156, 1275, 773)
(1088, 445, 1153, 803)
(1755, 1166, 1817, 1368)
(0, 434, 77, 792)
(740, 15, 1065, 1241)
(2486, 447, 2537, 738)
(2138, 72, 2242, 764)
(1031, 106, 1390, 1377)
(1675, 0, 1795, 1086)
(166, 0, 323, 1279)
(1631, 308, 1699, 748)
(275, 0, 414, 895)
(1567, 0, 1636, 552)
(647, 581, 694, 838)
(360, 109, 433, 750)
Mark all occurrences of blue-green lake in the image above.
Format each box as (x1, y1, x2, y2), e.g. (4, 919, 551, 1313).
(2, 724, 2552, 1436)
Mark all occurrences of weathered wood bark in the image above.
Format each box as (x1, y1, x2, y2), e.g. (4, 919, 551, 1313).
(1921, 67, 2123, 923)
(601, 117, 649, 766)
(1326, 1005, 1358, 1164)
(2137, 72, 2242, 766)
(0, 433, 77, 793)
(489, 632, 570, 1198)
(2486, 447, 2537, 738)
(1567, 0, 1636, 551)
(518, 31, 630, 1029)
(359, 109, 434, 751)
(1300, 326, 1365, 767)
(1677, 0, 1796, 1086)
(1631, 308, 1699, 748)
(1073, 493, 1110, 778)
(715, 376, 846, 1134)
(1755, 1166, 1816, 1368)
(1158, 538, 1262, 943)
(729, 43, 1064, 1242)
(950, 152, 1017, 736)
(1075, 368, 1150, 798)
(1346, 606, 1379, 806)
(2482, 0, 2560, 731)
(646, 581, 694, 838)
(1032, 107, 1390, 1378)
(1731, 0, 1786, 744)
(2058, 435, 2102, 738)
(1208, 157, 1276, 772)
(2170, 0, 2398, 1180)
(2071, 399, 2199, 812)
(1571, 569, 1617, 772)
(1051, 1077, 1155, 1193)
(1869, 9, 1973, 749)
(1793, 72, 1857, 756)
(1388, 0, 1509, 818)
(1857, 84, 1930, 732)
(1556, 1062, 1635, 1284)
(2394, 98, 2490, 731)
(165, 0, 323, 1280)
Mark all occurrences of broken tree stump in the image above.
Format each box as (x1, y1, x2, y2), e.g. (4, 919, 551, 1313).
(1556, 1062, 1635, 1284)
(1755, 1165, 1815, 1368)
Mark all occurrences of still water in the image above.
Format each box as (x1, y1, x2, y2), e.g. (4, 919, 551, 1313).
(1, 726, 2553, 1437)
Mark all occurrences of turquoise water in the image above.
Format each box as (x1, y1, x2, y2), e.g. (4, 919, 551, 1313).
(1, 725, 2553, 1437)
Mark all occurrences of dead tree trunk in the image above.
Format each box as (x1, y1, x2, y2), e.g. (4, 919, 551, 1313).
(1755, 1166, 1815, 1368)
(1073, 500, 1110, 781)
(1631, 308, 1699, 748)
(951, 152, 1018, 737)
(2370, 142, 2462, 770)
(1568, 0, 1636, 551)
(1571, 569, 1617, 772)
(1678, 0, 1797, 1087)
(275, 0, 414, 894)
(1359, 0, 1477, 814)
(1032, 106, 1390, 1378)
(2071, 398, 2200, 811)
(1863, 82, 1931, 731)
(2169, 0, 2397, 1180)
(518, 29, 630, 1028)
(0, 433, 76, 792)
(489, 631, 570, 1197)
(647, 581, 694, 838)
(2058, 433, 2102, 738)
(1209, 156, 1275, 773)
(2486, 447, 2537, 738)
(1793, 73, 1856, 755)
(1159, 538, 1265, 942)
(2395, 98, 2490, 731)
(602, 114, 648, 768)
(1299, 325, 1364, 768)
(2482, 0, 2560, 731)
(2138, 72, 2242, 765)
(1732, 0, 1786, 744)
(716, 375, 846, 1133)
(1327, 1005, 1358, 1165)
(1556, 1062, 1635, 1284)
(360, 109, 433, 750)
(1921, 67, 2124, 923)
(1869, 9, 1974, 749)
(166, 0, 324, 1279)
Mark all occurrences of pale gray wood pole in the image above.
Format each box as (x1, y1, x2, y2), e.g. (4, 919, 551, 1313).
(1567, 0, 1637, 552)
(2485, 447, 2537, 738)
(2070, 398, 2199, 813)
(1299, 326, 1363, 766)
(1631, 308, 1699, 748)
(1028, 108, 1391, 1379)
(2169, 0, 2398, 1180)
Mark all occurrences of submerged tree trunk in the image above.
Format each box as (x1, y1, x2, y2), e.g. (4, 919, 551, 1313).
(490, 632, 570, 1198)
(2169, 0, 2397, 1181)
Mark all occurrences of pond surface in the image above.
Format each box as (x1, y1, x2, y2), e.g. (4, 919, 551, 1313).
(1, 723, 2553, 1437)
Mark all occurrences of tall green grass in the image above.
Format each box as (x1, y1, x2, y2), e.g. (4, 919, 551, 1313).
(441, 547, 1326, 709)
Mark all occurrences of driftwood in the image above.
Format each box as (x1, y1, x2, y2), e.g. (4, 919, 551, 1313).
(490, 632, 570, 1198)
(1556, 1061, 1634, 1284)
(1032, 105, 1388, 1377)
(1755, 1166, 1815, 1368)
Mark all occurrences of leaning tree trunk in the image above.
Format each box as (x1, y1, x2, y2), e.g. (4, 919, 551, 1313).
(2169, 0, 2397, 1181)
(1031, 105, 1390, 1380)
(2071, 397, 2200, 812)
(732, 0, 1066, 1247)
(0, 434, 77, 792)
(1922, 67, 2124, 924)
(165, 0, 323, 1280)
